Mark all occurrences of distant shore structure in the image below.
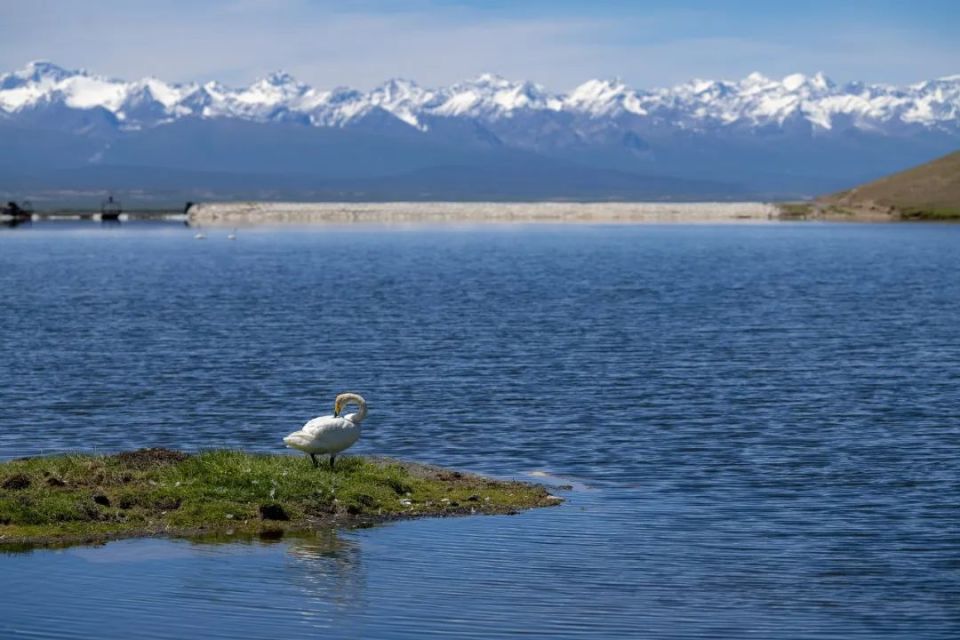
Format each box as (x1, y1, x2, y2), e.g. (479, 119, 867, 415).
(0, 201, 33, 226)
(1, 201, 33, 220)
(100, 194, 122, 221)
(188, 201, 779, 225)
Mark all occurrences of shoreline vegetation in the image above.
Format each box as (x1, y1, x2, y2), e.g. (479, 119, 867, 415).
(775, 201, 960, 221)
(0, 449, 561, 548)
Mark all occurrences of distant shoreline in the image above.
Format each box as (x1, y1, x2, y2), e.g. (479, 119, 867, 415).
(187, 201, 780, 225)
(6, 201, 953, 226)
(775, 201, 960, 222)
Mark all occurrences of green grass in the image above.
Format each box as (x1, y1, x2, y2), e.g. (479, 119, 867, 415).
(0, 449, 557, 547)
(775, 202, 814, 217)
(897, 206, 960, 220)
(823, 204, 857, 216)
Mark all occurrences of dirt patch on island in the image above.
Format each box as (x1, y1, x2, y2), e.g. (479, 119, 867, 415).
(112, 448, 191, 469)
(2, 474, 31, 490)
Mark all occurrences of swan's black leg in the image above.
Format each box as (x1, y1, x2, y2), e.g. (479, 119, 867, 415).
(310, 453, 318, 468)
(330, 454, 337, 469)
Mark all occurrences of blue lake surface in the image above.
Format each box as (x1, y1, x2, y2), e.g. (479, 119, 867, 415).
(1, 221, 959, 639)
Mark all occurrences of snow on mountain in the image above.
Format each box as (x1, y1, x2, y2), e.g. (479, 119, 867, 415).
(363, 79, 433, 128)
(1, 61, 957, 137)
(566, 79, 645, 117)
(429, 74, 560, 118)
(629, 71, 954, 131)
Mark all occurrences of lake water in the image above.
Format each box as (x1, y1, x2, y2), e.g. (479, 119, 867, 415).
(1, 221, 958, 639)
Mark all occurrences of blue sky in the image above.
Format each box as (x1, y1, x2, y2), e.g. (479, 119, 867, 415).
(1, 0, 957, 89)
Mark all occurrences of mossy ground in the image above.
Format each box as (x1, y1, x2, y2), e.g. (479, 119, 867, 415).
(775, 202, 867, 220)
(775, 202, 815, 218)
(0, 449, 559, 547)
(775, 200, 960, 222)
(897, 206, 960, 220)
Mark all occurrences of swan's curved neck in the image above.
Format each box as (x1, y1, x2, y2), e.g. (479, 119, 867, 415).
(337, 393, 367, 422)
(351, 398, 367, 422)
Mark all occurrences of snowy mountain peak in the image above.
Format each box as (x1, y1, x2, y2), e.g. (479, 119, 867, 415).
(428, 73, 550, 117)
(570, 78, 628, 99)
(1, 60, 77, 93)
(811, 71, 834, 90)
(0, 62, 957, 136)
(744, 72, 770, 84)
(371, 78, 428, 106)
(377, 77, 420, 92)
(18, 60, 78, 82)
(471, 72, 514, 88)
(567, 78, 638, 116)
(781, 72, 834, 92)
(260, 71, 301, 87)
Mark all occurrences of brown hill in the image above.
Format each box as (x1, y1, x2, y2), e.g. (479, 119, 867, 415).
(821, 150, 960, 219)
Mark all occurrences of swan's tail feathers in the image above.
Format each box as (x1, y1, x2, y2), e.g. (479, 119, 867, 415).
(283, 432, 309, 449)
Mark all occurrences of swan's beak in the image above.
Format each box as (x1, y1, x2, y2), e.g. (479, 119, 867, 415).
(333, 403, 340, 417)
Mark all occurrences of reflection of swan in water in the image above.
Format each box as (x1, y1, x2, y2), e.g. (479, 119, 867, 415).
(287, 529, 353, 562)
(284, 393, 367, 469)
(286, 530, 365, 615)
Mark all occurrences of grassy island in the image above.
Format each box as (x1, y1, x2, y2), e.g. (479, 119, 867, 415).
(0, 449, 560, 547)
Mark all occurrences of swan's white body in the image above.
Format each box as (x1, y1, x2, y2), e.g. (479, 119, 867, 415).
(284, 415, 361, 455)
(284, 393, 367, 467)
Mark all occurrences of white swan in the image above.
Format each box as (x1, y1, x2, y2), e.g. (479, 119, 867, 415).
(227, 228, 237, 240)
(283, 393, 367, 468)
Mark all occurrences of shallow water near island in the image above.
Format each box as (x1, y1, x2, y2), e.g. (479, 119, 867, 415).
(1, 221, 959, 639)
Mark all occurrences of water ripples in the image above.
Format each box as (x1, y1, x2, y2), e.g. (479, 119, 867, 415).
(1, 223, 959, 638)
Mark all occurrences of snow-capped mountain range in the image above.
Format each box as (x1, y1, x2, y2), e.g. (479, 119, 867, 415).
(2, 61, 958, 134)
(1, 61, 958, 201)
